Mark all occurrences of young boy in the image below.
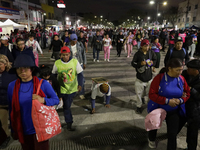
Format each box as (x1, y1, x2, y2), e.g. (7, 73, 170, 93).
(26, 34, 43, 66)
(131, 39, 157, 114)
(39, 65, 62, 109)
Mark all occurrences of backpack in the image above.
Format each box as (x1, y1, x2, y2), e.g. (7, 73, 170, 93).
(185, 35, 193, 46)
(169, 48, 186, 59)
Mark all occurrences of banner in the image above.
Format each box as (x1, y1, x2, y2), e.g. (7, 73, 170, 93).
(0, 28, 2, 32)
(20, 11, 25, 19)
(0, 7, 20, 15)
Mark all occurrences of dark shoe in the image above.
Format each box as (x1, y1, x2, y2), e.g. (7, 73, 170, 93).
(142, 98, 145, 104)
(0, 136, 10, 149)
(136, 107, 142, 114)
(67, 123, 75, 131)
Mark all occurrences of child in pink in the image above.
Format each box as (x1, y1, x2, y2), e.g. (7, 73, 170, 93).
(127, 31, 134, 58)
(103, 34, 112, 62)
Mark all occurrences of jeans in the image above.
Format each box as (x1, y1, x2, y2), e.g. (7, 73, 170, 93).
(93, 48, 100, 60)
(137, 41, 141, 50)
(188, 43, 196, 57)
(62, 93, 76, 123)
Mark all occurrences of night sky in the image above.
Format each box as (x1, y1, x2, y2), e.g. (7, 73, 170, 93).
(65, 0, 185, 21)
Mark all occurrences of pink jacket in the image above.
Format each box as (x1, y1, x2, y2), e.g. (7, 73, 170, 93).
(145, 108, 167, 131)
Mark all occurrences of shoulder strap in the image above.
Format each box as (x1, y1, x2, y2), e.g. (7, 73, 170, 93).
(182, 48, 186, 55)
(36, 79, 43, 95)
(169, 48, 173, 58)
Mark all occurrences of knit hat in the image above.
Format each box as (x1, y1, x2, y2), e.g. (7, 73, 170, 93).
(61, 46, 70, 54)
(141, 39, 150, 46)
(175, 36, 183, 43)
(100, 83, 109, 93)
(187, 59, 200, 70)
(10, 54, 39, 73)
(0, 54, 12, 72)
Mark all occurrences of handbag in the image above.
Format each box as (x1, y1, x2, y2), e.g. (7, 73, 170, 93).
(31, 79, 61, 142)
(133, 39, 137, 46)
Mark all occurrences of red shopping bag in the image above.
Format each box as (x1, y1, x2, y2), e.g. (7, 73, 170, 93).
(32, 79, 61, 142)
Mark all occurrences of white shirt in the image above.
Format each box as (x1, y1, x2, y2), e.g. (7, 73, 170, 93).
(91, 83, 111, 99)
(103, 38, 111, 46)
(25, 40, 43, 54)
(71, 44, 77, 58)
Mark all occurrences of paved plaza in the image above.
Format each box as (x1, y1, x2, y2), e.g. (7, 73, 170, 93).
(2, 46, 200, 150)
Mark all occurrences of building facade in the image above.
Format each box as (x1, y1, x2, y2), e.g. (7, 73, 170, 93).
(177, 0, 200, 29)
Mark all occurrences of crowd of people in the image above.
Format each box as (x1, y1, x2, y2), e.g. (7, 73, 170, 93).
(0, 25, 200, 150)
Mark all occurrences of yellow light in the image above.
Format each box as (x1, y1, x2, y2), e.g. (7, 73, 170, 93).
(163, 2, 167, 5)
(150, 1, 155, 4)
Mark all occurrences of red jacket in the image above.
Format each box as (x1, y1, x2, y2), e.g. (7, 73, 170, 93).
(149, 73, 190, 105)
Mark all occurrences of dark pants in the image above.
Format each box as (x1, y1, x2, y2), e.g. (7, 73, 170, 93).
(53, 51, 60, 60)
(0, 121, 7, 146)
(160, 38, 166, 51)
(187, 120, 200, 150)
(155, 52, 160, 68)
(117, 44, 122, 56)
(148, 110, 186, 150)
(21, 134, 49, 150)
(79, 65, 85, 95)
(93, 48, 100, 60)
(62, 93, 76, 123)
(168, 44, 174, 51)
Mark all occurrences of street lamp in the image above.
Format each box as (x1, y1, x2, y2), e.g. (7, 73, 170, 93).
(148, 17, 151, 20)
(94, 16, 97, 18)
(100, 16, 103, 18)
(150, 1, 155, 4)
(66, 17, 69, 20)
(150, 1, 167, 26)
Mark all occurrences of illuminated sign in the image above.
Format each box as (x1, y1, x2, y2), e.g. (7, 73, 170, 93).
(57, 0, 66, 8)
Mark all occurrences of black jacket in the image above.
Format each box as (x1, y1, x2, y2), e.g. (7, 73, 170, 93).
(131, 49, 157, 82)
(49, 40, 63, 52)
(0, 71, 17, 105)
(117, 34, 124, 46)
(91, 35, 102, 49)
(182, 70, 200, 123)
(0, 45, 14, 63)
(12, 46, 35, 62)
(164, 47, 190, 66)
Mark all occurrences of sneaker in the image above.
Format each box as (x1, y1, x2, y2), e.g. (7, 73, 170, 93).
(107, 59, 110, 62)
(136, 107, 142, 114)
(190, 57, 195, 60)
(97, 60, 99, 62)
(93, 59, 96, 62)
(148, 139, 156, 149)
(56, 99, 63, 110)
(127, 56, 130, 58)
(80, 95, 85, 100)
(104, 59, 106, 61)
(50, 58, 55, 60)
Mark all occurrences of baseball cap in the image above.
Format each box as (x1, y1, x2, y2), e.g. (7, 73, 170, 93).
(175, 36, 183, 43)
(60, 46, 71, 54)
(141, 39, 150, 46)
(1, 36, 8, 40)
(70, 34, 78, 41)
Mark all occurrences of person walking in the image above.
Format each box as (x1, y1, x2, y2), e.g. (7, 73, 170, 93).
(131, 39, 157, 114)
(147, 58, 190, 150)
(103, 33, 112, 62)
(187, 31, 197, 59)
(49, 35, 63, 60)
(7, 54, 59, 150)
(151, 36, 162, 72)
(91, 30, 102, 62)
(127, 31, 134, 58)
(136, 30, 143, 50)
(52, 46, 83, 131)
(116, 31, 124, 57)
(26, 34, 43, 67)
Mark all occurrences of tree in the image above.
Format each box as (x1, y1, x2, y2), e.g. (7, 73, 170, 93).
(164, 6, 183, 27)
